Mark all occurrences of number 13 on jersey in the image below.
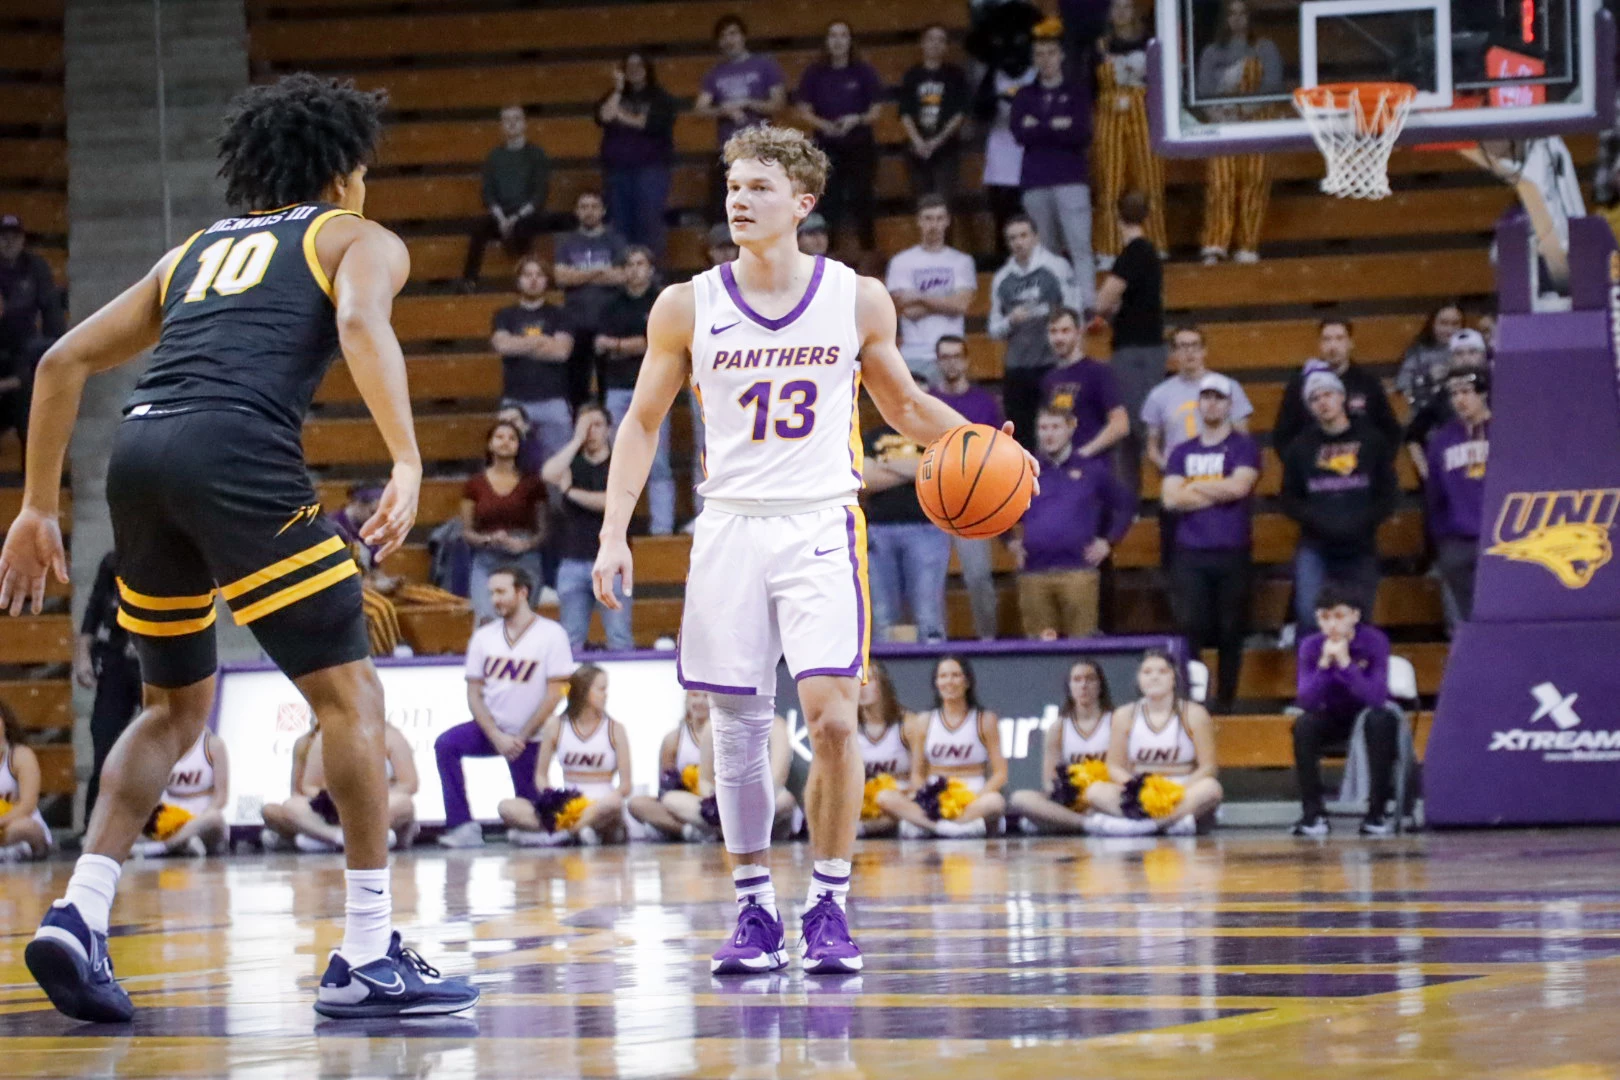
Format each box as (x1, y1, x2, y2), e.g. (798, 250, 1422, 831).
(739, 379, 818, 441)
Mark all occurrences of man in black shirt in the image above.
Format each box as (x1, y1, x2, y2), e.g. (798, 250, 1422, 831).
(492, 256, 575, 466)
(1273, 319, 1402, 454)
(899, 25, 971, 205)
(863, 424, 951, 643)
(596, 247, 672, 535)
(75, 552, 143, 820)
(1093, 191, 1165, 492)
(542, 404, 631, 650)
(0, 214, 65, 356)
(1280, 368, 1398, 626)
(462, 104, 552, 289)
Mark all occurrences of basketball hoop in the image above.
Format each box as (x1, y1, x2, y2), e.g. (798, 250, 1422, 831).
(1293, 82, 1418, 201)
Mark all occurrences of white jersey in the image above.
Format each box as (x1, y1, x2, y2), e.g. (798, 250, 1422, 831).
(859, 720, 911, 781)
(0, 744, 50, 839)
(1127, 701, 1198, 771)
(674, 720, 703, 775)
(688, 255, 864, 512)
(1061, 713, 1112, 765)
(556, 715, 617, 799)
(164, 731, 217, 815)
(466, 614, 576, 736)
(926, 708, 988, 793)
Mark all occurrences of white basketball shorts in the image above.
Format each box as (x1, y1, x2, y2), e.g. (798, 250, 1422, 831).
(677, 505, 871, 696)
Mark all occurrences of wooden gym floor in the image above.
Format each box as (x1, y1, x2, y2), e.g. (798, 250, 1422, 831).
(3, 830, 1620, 1078)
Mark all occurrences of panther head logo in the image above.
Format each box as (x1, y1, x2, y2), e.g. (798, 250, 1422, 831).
(1486, 523, 1613, 589)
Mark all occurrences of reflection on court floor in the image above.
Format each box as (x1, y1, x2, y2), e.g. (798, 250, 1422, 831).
(4, 830, 1620, 1078)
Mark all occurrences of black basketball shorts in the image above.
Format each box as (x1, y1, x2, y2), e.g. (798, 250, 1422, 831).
(106, 406, 370, 688)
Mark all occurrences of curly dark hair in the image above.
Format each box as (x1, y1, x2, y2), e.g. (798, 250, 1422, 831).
(217, 74, 387, 211)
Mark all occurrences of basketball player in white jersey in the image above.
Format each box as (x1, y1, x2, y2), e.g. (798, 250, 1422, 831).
(629, 690, 718, 841)
(1009, 658, 1114, 834)
(500, 664, 632, 846)
(593, 125, 1037, 975)
(132, 728, 230, 857)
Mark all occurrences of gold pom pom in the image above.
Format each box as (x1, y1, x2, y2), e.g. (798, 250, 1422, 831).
(681, 764, 700, 794)
(145, 803, 194, 841)
(862, 773, 899, 820)
(0, 798, 11, 816)
(555, 795, 591, 833)
(938, 778, 977, 821)
(1139, 775, 1186, 820)
(1065, 760, 1111, 810)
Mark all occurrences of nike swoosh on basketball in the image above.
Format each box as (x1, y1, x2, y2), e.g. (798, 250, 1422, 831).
(354, 970, 406, 996)
(813, 545, 841, 556)
(710, 320, 741, 335)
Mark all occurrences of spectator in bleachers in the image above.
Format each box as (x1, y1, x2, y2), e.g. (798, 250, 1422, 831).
(1094, 191, 1165, 488)
(797, 20, 886, 254)
(555, 191, 628, 406)
(706, 222, 739, 266)
(899, 25, 971, 206)
(1395, 303, 1464, 420)
(335, 486, 469, 656)
(1040, 308, 1129, 462)
(1143, 325, 1253, 471)
(597, 51, 677, 260)
(462, 106, 551, 289)
(1281, 367, 1398, 628)
(1161, 374, 1260, 713)
(543, 404, 633, 651)
(797, 212, 830, 256)
(75, 552, 141, 821)
(1195, 0, 1281, 265)
(493, 256, 575, 466)
(1091, 0, 1166, 266)
(1290, 582, 1400, 837)
(1425, 367, 1490, 626)
(0, 214, 64, 360)
(975, 28, 1037, 257)
(434, 567, 573, 849)
(1010, 405, 1134, 639)
(0, 701, 50, 863)
(0, 293, 29, 455)
(463, 420, 549, 625)
(1404, 329, 1488, 478)
(930, 336, 1003, 639)
(695, 14, 787, 218)
(1273, 319, 1401, 454)
(1010, 20, 1096, 311)
(989, 214, 1077, 450)
(496, 400, 547, 476)
(885, 195, 978, 383)
(863, 423, 949, 644)
(597, 246, 674, 536)
(263, 716, 419, 852)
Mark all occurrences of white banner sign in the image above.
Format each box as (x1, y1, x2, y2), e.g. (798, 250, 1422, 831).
(214, 658, 688, 826)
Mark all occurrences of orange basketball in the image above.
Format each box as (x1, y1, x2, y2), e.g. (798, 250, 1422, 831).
(915, 424, 1034, 539)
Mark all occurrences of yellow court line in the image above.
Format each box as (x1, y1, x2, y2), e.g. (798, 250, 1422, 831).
(219, 535, 346, 601)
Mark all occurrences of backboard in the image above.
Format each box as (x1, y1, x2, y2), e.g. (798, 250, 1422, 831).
(1150, 0, 1614, 156)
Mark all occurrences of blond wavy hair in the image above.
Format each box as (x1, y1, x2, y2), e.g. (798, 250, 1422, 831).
(722, 125, 829, 197)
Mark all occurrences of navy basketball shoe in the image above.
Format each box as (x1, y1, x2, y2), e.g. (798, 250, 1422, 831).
(313, 931, 480, 1018)
(25, 901, 135, 1023)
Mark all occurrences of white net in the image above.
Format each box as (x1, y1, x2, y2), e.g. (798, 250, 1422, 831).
(1293, 83, 1417, 201)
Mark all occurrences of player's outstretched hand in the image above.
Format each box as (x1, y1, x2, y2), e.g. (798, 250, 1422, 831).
(592, 535, 633, 610)
(1002, 421, 1041, 495)
(0, 508, 68, 617)
(362, 463, 421, 562)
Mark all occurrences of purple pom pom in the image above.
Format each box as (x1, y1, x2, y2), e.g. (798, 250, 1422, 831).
(913, 776, 950, 822)
(700, 795, 720, 829)
(309, 790, 341, 826)
(1119, 775, 1151, 820)
(1050, 770, 1079, 810)
(531, 786, 584, 832)
(659, 768, 684, 796)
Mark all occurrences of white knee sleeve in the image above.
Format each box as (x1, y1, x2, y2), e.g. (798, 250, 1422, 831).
(710, 694, 777, 855)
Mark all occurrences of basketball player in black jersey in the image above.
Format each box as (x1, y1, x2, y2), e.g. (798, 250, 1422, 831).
(0, 75, 477, 1022)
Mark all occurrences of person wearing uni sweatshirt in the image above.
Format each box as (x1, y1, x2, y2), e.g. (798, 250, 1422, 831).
(1424, 367, 1490, 625)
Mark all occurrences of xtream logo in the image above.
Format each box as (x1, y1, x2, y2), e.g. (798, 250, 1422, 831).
(1487, 682, 1620, 761)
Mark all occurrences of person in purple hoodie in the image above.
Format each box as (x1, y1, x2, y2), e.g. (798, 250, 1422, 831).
(596, 52, 677, 259)
(930, 335, 1004, 639)
(1010, 404, 1135, 639)
(1424, 366, 1490, 625)
(694, 15, 786, 219)
(1290, 582, 1400, 838)
(1009, 20, 1096, 310)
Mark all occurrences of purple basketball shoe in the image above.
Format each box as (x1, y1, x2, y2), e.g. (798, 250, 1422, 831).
(711, 897, 787, 975)
(799, 894, 863, 974)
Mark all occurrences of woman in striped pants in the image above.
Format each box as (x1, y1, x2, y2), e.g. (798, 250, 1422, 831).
(1091, 0, 1166, 269)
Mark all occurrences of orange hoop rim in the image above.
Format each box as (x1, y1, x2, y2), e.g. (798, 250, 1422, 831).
(1293, 82, 1418, 135)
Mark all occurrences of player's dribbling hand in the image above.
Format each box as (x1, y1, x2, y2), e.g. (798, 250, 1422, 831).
(0, 507, 68, 617)
(1001, 421, 1041, 495)
(362, 463, 421, 563)
(592, 535, 633, 610)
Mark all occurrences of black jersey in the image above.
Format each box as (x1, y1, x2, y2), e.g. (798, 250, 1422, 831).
(126, 202, 358, 431)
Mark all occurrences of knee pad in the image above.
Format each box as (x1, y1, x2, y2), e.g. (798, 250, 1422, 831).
(709, 694, 776, 788)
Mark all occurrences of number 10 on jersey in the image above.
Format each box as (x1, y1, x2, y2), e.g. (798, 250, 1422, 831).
(739, 379, 818, 441)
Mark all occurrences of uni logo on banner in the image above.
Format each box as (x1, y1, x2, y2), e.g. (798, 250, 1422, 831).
(1485, 489, 1620, 588)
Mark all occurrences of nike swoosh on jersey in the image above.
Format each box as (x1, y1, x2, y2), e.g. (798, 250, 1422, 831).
(813, 545, 841, 556)
(710, 321, 741, 334)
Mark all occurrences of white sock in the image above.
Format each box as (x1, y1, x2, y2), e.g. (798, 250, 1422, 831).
(340, 868, 392, 967)
(63, 854, 122, 934)
(806, 858, 852, 911)
(732, 864, 777, 919)
(135, 840, 168, 858)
